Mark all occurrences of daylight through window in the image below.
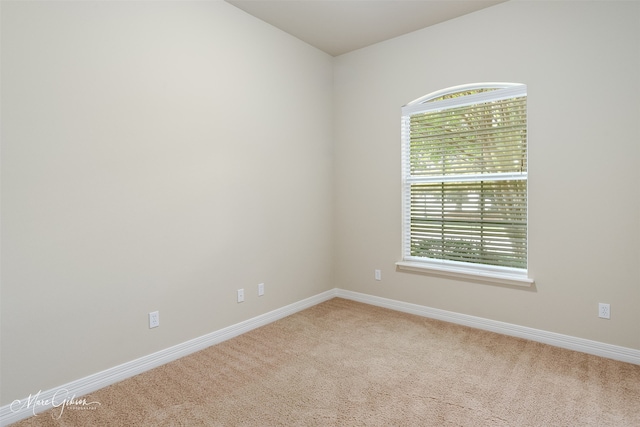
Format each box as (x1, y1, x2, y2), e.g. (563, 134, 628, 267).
(400, 83, 528, 277)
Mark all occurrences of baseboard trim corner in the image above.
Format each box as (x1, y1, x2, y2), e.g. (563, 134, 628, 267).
(334, 289, 640, 366)
(4, 287, 638, 426)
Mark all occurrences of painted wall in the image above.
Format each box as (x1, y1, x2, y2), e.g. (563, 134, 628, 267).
(1, 1, 333, 404)
(333, 1, 640, 349)
(3, 0, 639, 410)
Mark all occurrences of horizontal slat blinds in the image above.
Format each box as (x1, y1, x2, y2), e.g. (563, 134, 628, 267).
(410, 180, 527, 268)
(402, 84, 527, 271)
(410, 97, 527, 177)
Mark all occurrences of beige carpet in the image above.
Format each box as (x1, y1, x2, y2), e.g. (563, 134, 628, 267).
(10, 298, 640, 426)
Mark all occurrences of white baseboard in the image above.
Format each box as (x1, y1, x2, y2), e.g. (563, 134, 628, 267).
(335, 289, 640, 365)
(0, 289, 337, 426)
(3, 288, 639, 426)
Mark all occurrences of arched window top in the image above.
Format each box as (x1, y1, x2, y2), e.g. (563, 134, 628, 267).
(402, 83, 526, 117)
(407, 82, 524, 106)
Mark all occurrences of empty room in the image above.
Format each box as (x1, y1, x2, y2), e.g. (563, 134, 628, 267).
(1, 0, 639, 425)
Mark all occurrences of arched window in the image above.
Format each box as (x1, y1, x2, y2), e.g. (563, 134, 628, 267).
(398, 83, 531, 285)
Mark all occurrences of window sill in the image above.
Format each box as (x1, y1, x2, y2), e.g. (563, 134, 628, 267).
(395, 261, 534, 287)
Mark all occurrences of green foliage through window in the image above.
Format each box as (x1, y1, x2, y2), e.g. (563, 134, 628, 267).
(402, 84, 527, 270)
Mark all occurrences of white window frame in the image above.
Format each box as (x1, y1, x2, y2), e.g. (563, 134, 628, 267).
(396, 83, 533, 287)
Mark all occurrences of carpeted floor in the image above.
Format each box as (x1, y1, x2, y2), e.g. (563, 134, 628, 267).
(10, 298, 640, 426)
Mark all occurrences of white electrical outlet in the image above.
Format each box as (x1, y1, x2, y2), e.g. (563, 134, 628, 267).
(258, 283, 265, 296)
(237, 289, 244, 303)
(375, 269, 381, 281)
(149, 311, 160, 328)
(598, 303, 610, 319)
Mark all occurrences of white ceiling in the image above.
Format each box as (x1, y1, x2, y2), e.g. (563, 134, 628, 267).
(225, 0, 507, 56)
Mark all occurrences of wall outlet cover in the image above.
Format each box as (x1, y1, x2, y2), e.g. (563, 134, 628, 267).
(149, 311, 160, 328)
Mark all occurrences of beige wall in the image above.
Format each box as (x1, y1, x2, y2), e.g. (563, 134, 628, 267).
(1, 1, 333, 404)
(333, 1, 640, 349)
(2, 0, 639, 409)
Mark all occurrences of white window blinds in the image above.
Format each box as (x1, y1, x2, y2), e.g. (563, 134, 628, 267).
(401, 84, 527, 273)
